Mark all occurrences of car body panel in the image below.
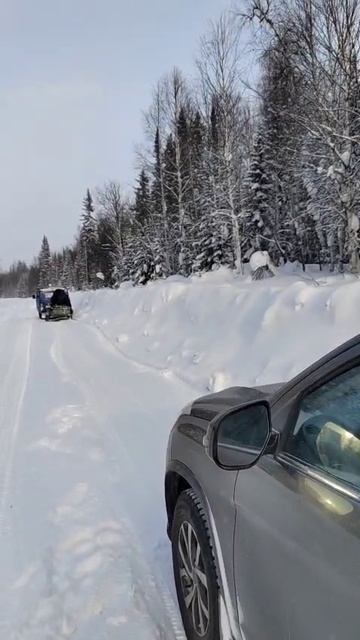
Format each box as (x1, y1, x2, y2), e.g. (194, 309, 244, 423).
(234, 443, 360, 640)
(233, 343, 360, 640)
(166, 334, 360, 639)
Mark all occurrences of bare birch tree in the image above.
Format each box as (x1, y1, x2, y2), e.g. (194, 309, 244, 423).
(197, 13, 249, 272)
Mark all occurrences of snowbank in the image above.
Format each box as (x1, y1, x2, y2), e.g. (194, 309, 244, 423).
(73, 266, 360, 394)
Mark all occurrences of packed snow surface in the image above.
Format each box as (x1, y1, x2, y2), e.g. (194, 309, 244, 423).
(1, 265, 360, 638)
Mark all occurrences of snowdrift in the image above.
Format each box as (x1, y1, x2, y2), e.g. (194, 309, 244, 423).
(74, 266, 360, 394)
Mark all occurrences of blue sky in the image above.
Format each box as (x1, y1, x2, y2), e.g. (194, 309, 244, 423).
(0, 0, 230, 267)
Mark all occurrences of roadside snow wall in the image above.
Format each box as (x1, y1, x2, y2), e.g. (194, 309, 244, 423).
(73, 266, 360, 394)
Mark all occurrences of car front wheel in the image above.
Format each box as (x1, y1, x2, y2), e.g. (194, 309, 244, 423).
(171, 489, 219, 640)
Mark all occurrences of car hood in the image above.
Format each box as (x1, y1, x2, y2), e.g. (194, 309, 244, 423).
(189, 383, 284, 422)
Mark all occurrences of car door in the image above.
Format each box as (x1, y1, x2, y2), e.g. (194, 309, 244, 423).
(233, 361, 360, 640)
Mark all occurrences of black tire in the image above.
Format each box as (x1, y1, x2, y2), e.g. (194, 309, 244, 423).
(171, 490, 219, 640)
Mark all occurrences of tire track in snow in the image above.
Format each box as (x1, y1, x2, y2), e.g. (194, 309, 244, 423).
(52, 320, 187, 640)
(81, 317, 202, 394)
(0, 322, 32, 535)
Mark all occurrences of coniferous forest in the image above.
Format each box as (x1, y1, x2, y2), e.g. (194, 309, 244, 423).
(2, 0, 360, 297)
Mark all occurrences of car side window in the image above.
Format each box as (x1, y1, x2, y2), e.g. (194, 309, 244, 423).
(284, 365, 360, 490)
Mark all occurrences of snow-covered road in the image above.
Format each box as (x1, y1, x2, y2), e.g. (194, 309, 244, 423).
(2, 267, 359, 638)
(0, 311, 190, 639)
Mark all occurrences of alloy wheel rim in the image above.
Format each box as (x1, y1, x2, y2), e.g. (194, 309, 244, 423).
(178, 521, 210, 637)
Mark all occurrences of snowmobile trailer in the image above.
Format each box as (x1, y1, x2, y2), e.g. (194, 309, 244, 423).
(33, 287, 73, 321)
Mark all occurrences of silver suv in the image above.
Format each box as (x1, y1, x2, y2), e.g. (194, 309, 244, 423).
(165, 335, 360, 640)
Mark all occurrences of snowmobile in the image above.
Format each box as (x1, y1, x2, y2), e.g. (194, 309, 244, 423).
(33, 287, 73, 321)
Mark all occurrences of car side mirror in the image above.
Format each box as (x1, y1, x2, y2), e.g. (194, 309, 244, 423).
(204, 400, 272, 470)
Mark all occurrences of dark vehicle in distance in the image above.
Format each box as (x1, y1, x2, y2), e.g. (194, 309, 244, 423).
(165, 335, 360, 640)
(33, 287, 73, 321)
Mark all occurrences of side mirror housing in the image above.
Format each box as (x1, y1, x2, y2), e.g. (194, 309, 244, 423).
(204, 400, 273, 470)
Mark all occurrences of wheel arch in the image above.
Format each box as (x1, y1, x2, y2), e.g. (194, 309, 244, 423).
(165, 461, 210, 538)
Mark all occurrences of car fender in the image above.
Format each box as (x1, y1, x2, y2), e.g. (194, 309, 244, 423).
(166, 459, 243, 640)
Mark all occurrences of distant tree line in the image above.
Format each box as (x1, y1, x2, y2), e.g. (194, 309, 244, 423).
(2, 0, 360, 297)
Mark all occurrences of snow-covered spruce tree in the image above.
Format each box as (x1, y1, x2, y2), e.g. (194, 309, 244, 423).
(144, 71, 195, 277)
(161, 128, 193, 274)
(129, 169, 156, 284)
(38, 235, 52, 287)
(192, 216, 229, 273)
(187, 99, 235, 273)
(246, 28, 309, 265)
(148, 126, 172, 277)
(187, 110, 206, 224)
(245, 126, 273, 251)
(51, 252, 63, 286)
(144, 72, 211, 278)
(135, 169, 151, 227)
(61, 249, 74, 289)
(74, 232, 89, 290)
(81, 189, 98, 287)
(127, 224, 155, 285)
(96, 215, 118, 286)
(177, 105, 194, 226)
(178, 106, 221, 273)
